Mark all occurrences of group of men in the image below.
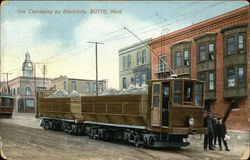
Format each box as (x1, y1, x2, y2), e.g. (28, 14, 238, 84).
(203, 111, 230, 151)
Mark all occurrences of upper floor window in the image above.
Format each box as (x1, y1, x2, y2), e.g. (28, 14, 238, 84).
(93, 83, 97, 92)
(122, 77, 127, 89)
(159, 55, 167, 72)
(227, 67, 235, 88)
(17, 87, 20, 95)
(127, 55, 131, 68)
(208, 72, 215, 90)
(226, 36, 235, 55)
(175, 52, 182, 67)
(238, 33, 246, 53)
(25, 87, 32, 95)
(99, 83, 103, 92)
(184, 50, 190, 66)
(141, 73, 146, 85)
(137, 52, 142, 65)
(199, 45, 206, 61)
(135, 74, 140, 87)
(63, 81, 67, 90)
(122, 56, 126, 70)
(84, 83, 90, 92)
(142, 50, 146, 64)
(226, 66, 246, 88)
(208, 43, 215, 60)
(71, 81, 76, 90)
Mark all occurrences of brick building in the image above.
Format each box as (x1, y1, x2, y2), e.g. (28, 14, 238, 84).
(150, 6, 249, 132)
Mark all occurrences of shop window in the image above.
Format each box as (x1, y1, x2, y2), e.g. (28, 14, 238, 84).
(226, 36, 235, 55)
(152, 84, 160, 107)
(175, 52, 182, 67)
(227, 68, 235, 87)
(174, 81, 182, 104)
(195, 83, 203, 106)
(25, 99, 34, 107)
(199, 45, 206, 61)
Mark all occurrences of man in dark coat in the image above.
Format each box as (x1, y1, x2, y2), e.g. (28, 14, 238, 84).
(212, 115, 218, 147)
(217, 117, 230, 151)
(203, 111, 214, 150)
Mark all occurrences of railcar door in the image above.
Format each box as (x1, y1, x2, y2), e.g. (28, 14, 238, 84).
(150, 82, 162, 126)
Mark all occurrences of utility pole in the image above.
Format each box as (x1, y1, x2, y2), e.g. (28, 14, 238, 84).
(2, 72, 12, 94)
(42, 64, 47, 87)
(87, 41, 104, 96)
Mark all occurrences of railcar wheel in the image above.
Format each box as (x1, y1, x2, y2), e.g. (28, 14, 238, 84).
(44, 121, 50, 130)
(148, 136, 156, 146)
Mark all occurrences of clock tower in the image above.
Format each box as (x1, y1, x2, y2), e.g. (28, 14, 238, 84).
(22, 52, 34, 77)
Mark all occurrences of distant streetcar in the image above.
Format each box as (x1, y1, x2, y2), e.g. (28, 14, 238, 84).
(0, 94, 15, 117)
(39, 79, 207, 148)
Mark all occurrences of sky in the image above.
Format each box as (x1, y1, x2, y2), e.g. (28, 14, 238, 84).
(1, 1, 248, 88)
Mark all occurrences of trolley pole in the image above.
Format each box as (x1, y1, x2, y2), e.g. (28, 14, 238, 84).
(87, 41, 104, 96)
(2, 72, 12, 94)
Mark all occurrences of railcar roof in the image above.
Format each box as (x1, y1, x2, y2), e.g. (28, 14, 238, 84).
(0, 94, 15, 98)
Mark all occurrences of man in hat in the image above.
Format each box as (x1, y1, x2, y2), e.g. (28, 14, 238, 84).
(203, 111, 214, 150)
(217, 117, 230, 151)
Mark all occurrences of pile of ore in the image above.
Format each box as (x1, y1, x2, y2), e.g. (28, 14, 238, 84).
(47, 89, 80, 98)
(99, 84, 148, 96)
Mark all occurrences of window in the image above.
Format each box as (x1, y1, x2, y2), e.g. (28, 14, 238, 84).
(226, 37, 235, 55)
(199, 45, 206, 61)
(209, 73, 215, 90)
(174, 81, 182, 104)
(13, 88, 16, 95)
(25, 99, 34, 107)
(135, 74, 140, 87)
(152, 84, 160, 107)
(141, 74, 146, 85)
(25, 87, 32, 95)
(63, 81, 67, 90)
(1, 98, 14, 106)
(175, 52, 182, 67)
(208, 43, 215, 60)
(184, 50, 189, 66)
(93, 83, 97, 92)
(238, 67, 245, 87)
(142, 50, 146, 64)
(159, 55, 166, 72)
(127, 55, 131, 68)
(17, 87, 20, 95)
(195, 83, 203, 106)
(99, 83, 103, 92)
(184, 81, 193, 104)
(238, 33, 245, 53)
(199, 72, 206, 82)
(227, 68, 235, 87)
(122, 56, 126, 70)
(84, 83, 90, 92)
(71, 81, 77, 90)
(37, 87, 46, 91)
(137, 52, 142, 65)
(122, 77, 127, 89)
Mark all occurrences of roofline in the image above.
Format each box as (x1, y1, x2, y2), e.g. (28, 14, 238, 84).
(118, 38, 152, 53)
(8, 76, 52, 82)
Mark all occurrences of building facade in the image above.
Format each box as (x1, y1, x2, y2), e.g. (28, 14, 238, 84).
(51, 75, 107, 96)
(119, 39, 152, 90)
(8, 52, 52, 113)
(150, 6, 249, 132)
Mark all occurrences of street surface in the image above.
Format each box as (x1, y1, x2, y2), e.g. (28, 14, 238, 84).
(0, 113, 248, 160)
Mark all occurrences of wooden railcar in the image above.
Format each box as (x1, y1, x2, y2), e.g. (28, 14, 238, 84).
(39, 79, 207, 148)
(0, 94, 15, 117)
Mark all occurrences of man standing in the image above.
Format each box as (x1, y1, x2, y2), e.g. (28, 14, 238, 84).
(204, 111, 214, 150)
(212, 115, 218, 147)
(217, 117, 230, 151)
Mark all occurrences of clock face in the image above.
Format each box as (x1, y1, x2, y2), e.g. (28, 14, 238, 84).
(27, 63, 32, 67)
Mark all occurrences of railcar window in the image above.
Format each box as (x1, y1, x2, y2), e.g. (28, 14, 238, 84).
(174, 81, 182, 104)
(153, 84, 160, 107)
(1, 98, 13, 106)
(195, 84, 203, 106)
(184, 81, 193, 105)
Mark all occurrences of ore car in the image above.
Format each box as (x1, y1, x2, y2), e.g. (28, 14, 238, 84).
(39, 79, 207, 148)
(0, 94, 15, 117)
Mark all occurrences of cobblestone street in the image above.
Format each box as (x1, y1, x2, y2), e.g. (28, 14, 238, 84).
(0, 113, 248, 160)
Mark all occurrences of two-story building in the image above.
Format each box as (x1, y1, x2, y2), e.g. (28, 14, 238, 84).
(51, 75, 108, 96)
(150, 6, 249, 133)
(119, 39, 152, 89)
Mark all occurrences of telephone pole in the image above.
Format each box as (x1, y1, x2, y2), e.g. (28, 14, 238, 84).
(42, 64, 47, 87)
(2, 72, 12, 94)
(87, 41, 104, 96)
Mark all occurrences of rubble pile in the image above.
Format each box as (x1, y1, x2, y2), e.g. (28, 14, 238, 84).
(68, 90, 80, 97)
(47, 89, 69, 98)
(100, 84, 148, 96)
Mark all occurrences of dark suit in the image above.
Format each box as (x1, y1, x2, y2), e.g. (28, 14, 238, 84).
(204, 115, 214, 150)
(212, 118, 218, 146)
(217, 122, 229, 150)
